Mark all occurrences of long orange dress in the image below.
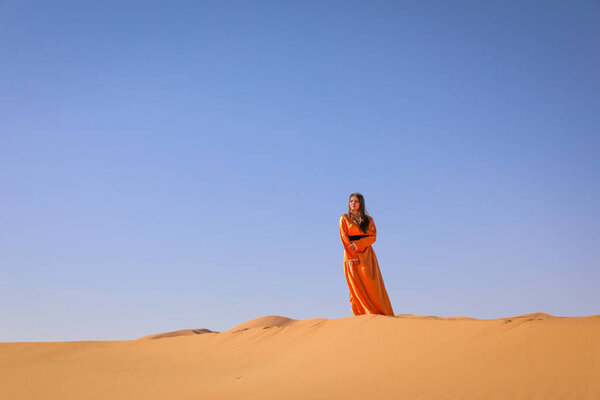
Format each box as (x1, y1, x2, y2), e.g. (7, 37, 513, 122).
(339, 214, 394, 316)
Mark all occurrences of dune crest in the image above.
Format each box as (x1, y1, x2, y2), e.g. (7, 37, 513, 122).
(228, 315, 297, 331)
(395, 313, 476, 320)
(139, 312, 579, 339)
(511, 312, 556, 319)
(138, 328, 217, 340)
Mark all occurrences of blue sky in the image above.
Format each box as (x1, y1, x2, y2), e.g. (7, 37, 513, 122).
(1, 1, 599, 341)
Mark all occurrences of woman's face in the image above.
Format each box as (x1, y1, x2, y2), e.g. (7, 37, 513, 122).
(349, 196, 360, 213)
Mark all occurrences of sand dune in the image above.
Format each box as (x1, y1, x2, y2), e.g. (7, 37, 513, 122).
(1, 312, 599, 399)
(228, 315, 298, 331)
(138, 328, 217, 340)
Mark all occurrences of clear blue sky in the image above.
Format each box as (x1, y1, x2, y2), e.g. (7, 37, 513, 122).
(1, 1, 598, 341)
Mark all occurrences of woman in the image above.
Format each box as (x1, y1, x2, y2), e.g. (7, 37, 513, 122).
(339, 193, 394, 316)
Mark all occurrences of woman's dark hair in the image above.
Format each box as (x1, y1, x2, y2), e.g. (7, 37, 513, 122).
(348, 192, 370, 233)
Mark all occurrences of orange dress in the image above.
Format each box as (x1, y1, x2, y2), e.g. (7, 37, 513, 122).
(339, 214, 394, 316)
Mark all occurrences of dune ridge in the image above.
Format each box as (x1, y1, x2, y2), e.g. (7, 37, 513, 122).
(1, 312, 599, 399)
(138, 328, 217, 340)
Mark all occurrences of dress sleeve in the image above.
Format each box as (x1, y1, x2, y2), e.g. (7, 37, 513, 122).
(354, 217, 377, 252)
(339, 215, 352, 251)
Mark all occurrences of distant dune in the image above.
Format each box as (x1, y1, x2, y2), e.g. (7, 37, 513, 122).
(138, 328, 217, 340)
(1, 312, 599, 399)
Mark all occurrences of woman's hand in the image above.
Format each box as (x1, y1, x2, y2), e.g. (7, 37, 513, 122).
(349, 242, 358, 252)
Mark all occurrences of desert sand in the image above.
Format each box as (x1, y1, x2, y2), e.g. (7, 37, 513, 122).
(1, 312, 599, 399)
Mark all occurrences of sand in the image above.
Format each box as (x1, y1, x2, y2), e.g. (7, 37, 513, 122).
(1, 312, 599, 399)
